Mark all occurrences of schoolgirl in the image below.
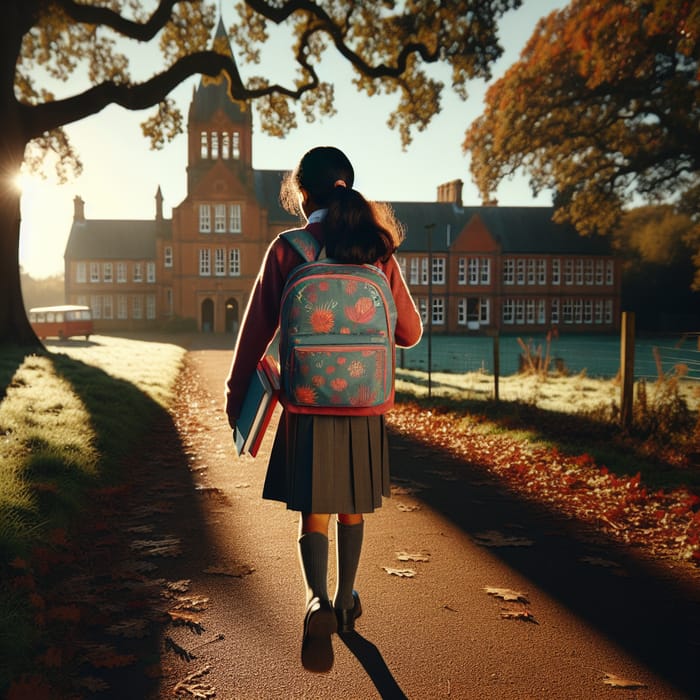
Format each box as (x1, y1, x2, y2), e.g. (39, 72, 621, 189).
(224, 146, 422, 672)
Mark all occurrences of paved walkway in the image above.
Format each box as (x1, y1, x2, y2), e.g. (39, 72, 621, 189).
(150, 342, 699, 699)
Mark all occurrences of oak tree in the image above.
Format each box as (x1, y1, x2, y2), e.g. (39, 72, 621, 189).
(2, 0, 521, 345)
(464, 0, 699, 273)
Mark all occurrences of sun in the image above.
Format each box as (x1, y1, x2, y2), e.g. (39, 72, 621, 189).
(11, 171, 33, 193)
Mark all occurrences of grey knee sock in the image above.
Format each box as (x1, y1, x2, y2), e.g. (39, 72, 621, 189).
(298, 531, 329, 603)
(334, 520, 364, 610)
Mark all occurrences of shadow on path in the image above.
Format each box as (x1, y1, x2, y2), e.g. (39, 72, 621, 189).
(339, 631, 409, 700)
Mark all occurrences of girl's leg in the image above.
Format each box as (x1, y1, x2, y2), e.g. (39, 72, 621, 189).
(298, 513, 331, 603)
(334, 513, 364, 629)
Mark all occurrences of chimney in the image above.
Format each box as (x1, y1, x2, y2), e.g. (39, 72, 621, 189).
(155, 186, 164, 221)
(436, 179, 463, 207)
(73, 195, 85, 222)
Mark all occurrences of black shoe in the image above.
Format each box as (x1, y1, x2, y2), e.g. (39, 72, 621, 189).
(301, 597, 337, 673)
(335, 590, 362, 633)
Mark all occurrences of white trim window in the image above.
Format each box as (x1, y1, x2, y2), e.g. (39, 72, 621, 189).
(232, 131, 240, 159)
(420, 257, 429, 285)
(564, 259, 574, 285)
(133, 263, 143, 283)
(457, 298, 467, 325)
(409, 258, 419, 285)
(503, 259, 514, 285)
(199, 204, 211, 233)
(90, 262, 100, 283)
(480, 258, 491, 285)
(502, 299, 514, 324)
(432, 257, 445, 285)
(562, 298, 573, 324)
(117, 262, 127, 283)
(222, 132, 230, 159)
(584, 299, 593, 324)
(537, 299, 546, 324)
(537, 259, 546, 285)
(595, 259, 604, 285)
(76, 262, 87, 283)
(199, 249, 211, 276)
(397, 256, 407, 278)
(585, 259, 594, 285)
(211, 131, 219, 159)
(526, 299, 535, 324)
(458, 258, 467, 285)
(200, 131, 208, 159)
(147, 262, 156, 283)
(103, 295, 113, 319)
(515, 299, 525, 324)
(516, 259, 525, 285)
(229, 204, 242, 233)
(594, 299, 604, 324)
(574, 299, 583, 324)
(527, 259, 536, 285)
(551, 298, 560, 324)
(479, 298, 490, 324)
(468, 258, 479, 285)
(215, 204, 226, 233)
(215, 248, 226, 276)
(432, 297, 445, 325)
(132, 296, 143, 320)
(90, 295, 101, 319)
(551, 258, 561, 285)
(117, 295, 128, 319)
(229, 248, 241, 276)
(604, 299, 613, 324)
(418, 297, 428, 324)
(575, 259, 584, 286)
(164, 246, 173, 268)
(103, 263, 113, 283)
(606, 260, 614, 286)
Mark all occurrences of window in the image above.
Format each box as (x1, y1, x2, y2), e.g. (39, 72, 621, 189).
(515, 299, 525, 324)
(502, 299, 514, 324)
(132, 296, 143, 320)
(562, 298, 573, 324)
(164, 246, 173, 268)
(585, 259, 594, 285)
(117, 295, 128, 319)
(468, 258, 479, 285)
(516, 259, 525, 285)
(133, 263, 143, 283)
(595, 259, 604, 285)
(103, 295, 113, 319)
(584, 299, 593, 324)
(417, 297, 428, 324)
(457, 298, 467, 325)
(458, 258, 467, 285)
(117, 263, 127, 283)
(215, 204, 226, 232)
(574, 299, 583, 323)
(606, 260, 614, 285)
(200, 131, 208, 159)
(229, 248, 241, 276)
(564, 259, 574, 285)
(551, 258, 560, 285)
(147, 262, 156, 283)
(432, 257, 445, 285)
(229, 204, 242, 233)
(575, 259, 584, 286)
(211, 131, 219, 159)
(479, 298, 490, 324)
(76, 262, 86, 283)
(409, 258, 419, 285)
(537, 259, 546, 285)
(222, 132, 230, 159)
(103, 263, 113, 283)
(537, 299, 546, 324)
(166, 288, 174, 316)
(594, 299, 603, 324)
(90, 262, 100, 283)
(527, 259, 536, 285)
(432, 297, 444, 325)
(215, 248, 226, 276)
(480, 258, 491, 285)
(232, 132, 240, 159)
(397, 256, 407, 278)
(90, 295, 101, 319)
(199, 249, 211, 276)
(199, 204, 211, 233)
(526, 299, 535, 324)
(146, 295, 156, 320)
(420, 258, 429, 285)
(551, 298, 560, 324)
(604, 299, 613, 324)
(503, 259, 514, 285)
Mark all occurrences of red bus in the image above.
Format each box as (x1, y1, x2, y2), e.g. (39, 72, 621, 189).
(29, 305, 94, 341)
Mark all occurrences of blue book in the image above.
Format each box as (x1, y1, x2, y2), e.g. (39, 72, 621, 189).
(233, 355, 280, 457)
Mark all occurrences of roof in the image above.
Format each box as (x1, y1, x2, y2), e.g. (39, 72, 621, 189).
(254, 169, 300, 226)
(390, 203, 612, 255)
(64, 219, 171, 260)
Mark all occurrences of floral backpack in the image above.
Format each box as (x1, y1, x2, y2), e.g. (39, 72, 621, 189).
(279, 228, 397, 415)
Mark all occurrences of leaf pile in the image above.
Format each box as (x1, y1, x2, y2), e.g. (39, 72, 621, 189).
(388, 404, 700, 565)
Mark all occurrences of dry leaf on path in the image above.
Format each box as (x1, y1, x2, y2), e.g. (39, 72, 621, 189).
(602, 672, 647, 689)
(484, 586, 530, 603)
(473, 530, 534, 547)
(165, 580, 192, 594)
(500, 606, 538, 623)
(174, 665, 216, 698)
(396, 551, 430, 562)
(383, 567, 416, 577)
(203, 563, 255, 578)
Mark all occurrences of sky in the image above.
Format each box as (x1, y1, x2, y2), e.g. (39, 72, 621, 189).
(18, 0, 567, 279)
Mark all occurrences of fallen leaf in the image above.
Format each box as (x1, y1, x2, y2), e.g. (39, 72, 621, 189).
(169, 610, 205, 635)
(602, 672, 647, 689)
(396, 503, 421, 512)
(383, 567, 416, 577)
(165, 579, 192, 594)
(396, 551, 431, 562)
(500, 606, 538, 623)
(473, 530, 534, 547)
(484, 586, 529, 603)
(173, 665, 216, 698)
(172, 596, 210, 612)
(203, 563, 254, 578)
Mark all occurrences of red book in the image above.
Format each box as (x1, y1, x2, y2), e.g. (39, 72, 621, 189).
(233, 355, 280, 457)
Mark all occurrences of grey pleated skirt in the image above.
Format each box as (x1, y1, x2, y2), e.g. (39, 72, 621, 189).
(262, 411, 391, 514)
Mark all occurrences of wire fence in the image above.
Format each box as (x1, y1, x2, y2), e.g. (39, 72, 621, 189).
(398, 332, 700, 382)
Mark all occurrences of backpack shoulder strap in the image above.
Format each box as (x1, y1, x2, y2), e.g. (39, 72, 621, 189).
(280, 228, 322, 263)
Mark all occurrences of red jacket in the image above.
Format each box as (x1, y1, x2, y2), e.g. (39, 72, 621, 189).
(224, 222, 423, 422)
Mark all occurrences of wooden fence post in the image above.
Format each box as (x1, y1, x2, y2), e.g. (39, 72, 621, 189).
(620, 311, 635, 429)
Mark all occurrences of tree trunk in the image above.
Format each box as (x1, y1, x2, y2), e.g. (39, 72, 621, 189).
(0, 148, 41, 347)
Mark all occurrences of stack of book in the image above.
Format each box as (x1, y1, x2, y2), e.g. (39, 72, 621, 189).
(233, 354, 280, 457)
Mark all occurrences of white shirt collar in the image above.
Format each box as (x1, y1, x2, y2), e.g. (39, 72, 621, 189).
(306, 208, 327, 224)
